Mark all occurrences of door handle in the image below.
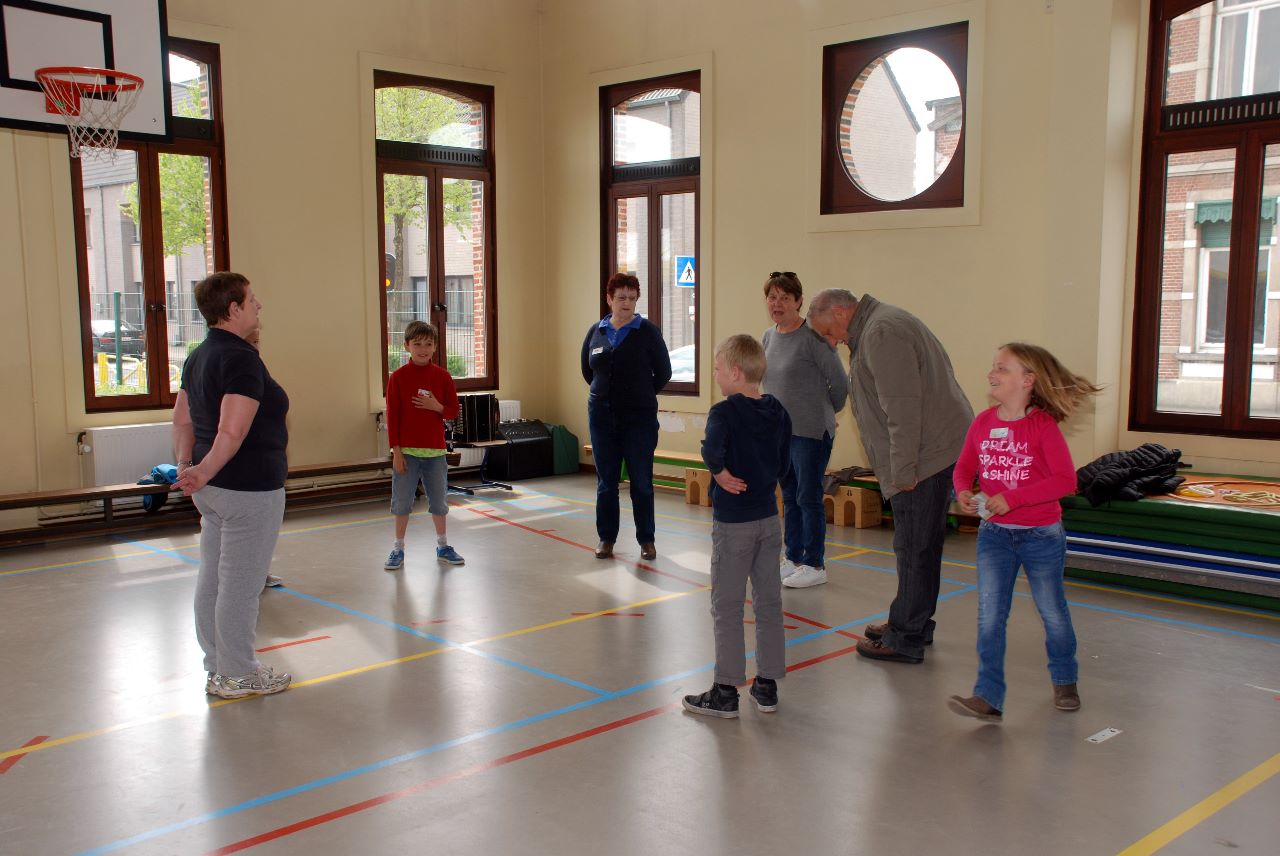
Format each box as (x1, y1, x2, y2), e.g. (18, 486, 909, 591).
(432, 303, 447, 313)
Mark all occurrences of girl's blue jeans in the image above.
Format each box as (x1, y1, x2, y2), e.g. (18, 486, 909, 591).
(973, 521, 1078, 711)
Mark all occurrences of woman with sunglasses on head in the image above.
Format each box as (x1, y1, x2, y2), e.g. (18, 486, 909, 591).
(581, 272, 673, 561)
(761, 272, 848, 588)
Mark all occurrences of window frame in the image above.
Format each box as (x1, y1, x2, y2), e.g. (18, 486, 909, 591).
(374, 71, 497, 392)
(819, 21, 968, 215)
(1131, 0, 1280, 437)
(600, 70, 701, 396)
(70, 37, 229, 413)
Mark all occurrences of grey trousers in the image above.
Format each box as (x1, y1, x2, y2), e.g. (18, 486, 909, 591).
(192, 485, 285, 678)
(710, 516, 786, 685)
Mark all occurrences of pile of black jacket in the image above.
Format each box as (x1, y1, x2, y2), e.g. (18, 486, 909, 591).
(1076, 443, 1186, 507)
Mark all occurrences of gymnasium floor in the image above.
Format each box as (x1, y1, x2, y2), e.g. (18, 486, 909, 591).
(1, 474, 1277, 855)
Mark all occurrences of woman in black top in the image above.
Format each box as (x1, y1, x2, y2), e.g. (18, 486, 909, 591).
(580, 273, 672, 560)
(173, 272, 292, 699)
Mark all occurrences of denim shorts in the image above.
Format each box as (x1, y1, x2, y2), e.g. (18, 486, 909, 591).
(390, 453, 449, 516)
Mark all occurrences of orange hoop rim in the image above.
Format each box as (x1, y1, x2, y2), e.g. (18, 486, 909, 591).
(34, 65, 144, 92)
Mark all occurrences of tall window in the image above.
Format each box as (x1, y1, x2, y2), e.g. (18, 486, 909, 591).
(1132, 1, 1280, 437)
(73, 38, 227, 411)
(375, 71, 495, 388)
(601, 72, 700, 394)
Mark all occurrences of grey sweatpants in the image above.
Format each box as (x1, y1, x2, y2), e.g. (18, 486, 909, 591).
(710, 516, 786, 685)
(192, 485, 285, 678)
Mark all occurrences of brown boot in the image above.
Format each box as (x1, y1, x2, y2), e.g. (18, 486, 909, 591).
(1053, 683, 1081, 711)
(640, 543, 657, 560)
(948, 695, 1003, 723)
(863, 622, 933, 646)
(594, 541, 614, 559)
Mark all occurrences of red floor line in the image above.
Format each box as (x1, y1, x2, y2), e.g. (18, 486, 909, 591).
(570, 612, 646, 617)
(255, 636, 331, 653)
(0, 736, 49, 774)
(782, 609, 863, 640)
(744, 619, 799, 629)
(205, 632, 866, 854)
(461, 504, 707, 588)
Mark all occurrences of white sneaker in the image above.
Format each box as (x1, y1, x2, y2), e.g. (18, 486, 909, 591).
(783, 564, 828, 588)
(780, 558, 799, 580)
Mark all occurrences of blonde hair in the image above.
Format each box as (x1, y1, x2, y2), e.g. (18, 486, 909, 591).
(1001, 342, 1101, 423)
(716, 334, 766, 384)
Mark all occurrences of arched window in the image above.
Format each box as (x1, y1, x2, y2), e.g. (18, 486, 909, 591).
(1131, 0, 1280, 436)
(72, 38, 228, 411)
(375, 71, 495, 389)
(602, 71, 700, 393)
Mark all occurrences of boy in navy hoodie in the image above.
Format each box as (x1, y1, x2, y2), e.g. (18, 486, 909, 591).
(683, 334, 793, 718)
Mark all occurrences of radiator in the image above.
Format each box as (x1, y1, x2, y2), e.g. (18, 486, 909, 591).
(81, 423, 173, 486)
(499, 399, 521, 421)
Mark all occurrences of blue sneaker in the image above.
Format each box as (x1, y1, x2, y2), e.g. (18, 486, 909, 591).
(384, 547, 404, 570)
(436, 545, 465, 565)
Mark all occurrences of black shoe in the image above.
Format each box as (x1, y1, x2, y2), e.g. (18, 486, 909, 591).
(855, 637, 924, 664)
(594, 541, 614, 559)
(682, 683, 740, 718)
(749, 677, 778, 713)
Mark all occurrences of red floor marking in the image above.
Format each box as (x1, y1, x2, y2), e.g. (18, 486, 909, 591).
(743, 619, 799, 629)
(255, 636, 331, 653)
(0, 736, 49, 774)
(460, 504, 706, 588)
(570, 612, 645, 617)
(782, 610, 863, 641)
(411, 619, 451, 626)
(206, 631, 866, 854)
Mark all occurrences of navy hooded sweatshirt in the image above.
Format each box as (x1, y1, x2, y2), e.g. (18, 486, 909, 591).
(701, 393, 793, 523)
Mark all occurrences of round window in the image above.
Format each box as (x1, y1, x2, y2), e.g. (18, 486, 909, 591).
(840, 47, 962, 202)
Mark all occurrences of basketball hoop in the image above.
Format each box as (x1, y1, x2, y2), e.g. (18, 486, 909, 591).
(34, 66, 144, 160)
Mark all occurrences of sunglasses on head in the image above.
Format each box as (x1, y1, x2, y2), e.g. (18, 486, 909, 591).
(769, 271, 796, 279)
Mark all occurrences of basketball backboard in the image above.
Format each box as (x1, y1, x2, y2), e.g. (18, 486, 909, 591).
(0, 0, 169, 140)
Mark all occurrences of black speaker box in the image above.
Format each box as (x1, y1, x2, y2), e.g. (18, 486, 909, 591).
(451, 393, 499, 443)
(487, 420, 554, 481)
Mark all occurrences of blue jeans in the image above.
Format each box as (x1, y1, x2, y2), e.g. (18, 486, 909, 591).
(973, 521, 1078, 711)
(780, 433, 833, 567)
(588, 403, 658, 543)
(389, 453, 449, 516)
(880, 465, 954, 658)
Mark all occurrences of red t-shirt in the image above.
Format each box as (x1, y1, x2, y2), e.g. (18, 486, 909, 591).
(386, 361, 460, 450)
(952, 407, 1077, 526)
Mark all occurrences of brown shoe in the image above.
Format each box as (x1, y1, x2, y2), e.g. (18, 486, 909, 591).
(855, 637, 923, 664)
(863, 622, 933, 646)
(1053, 683, 1081, 711)
(640, 542, 657, 561)
(594, 541, 614, 559)
(948, 695, 1003, 722)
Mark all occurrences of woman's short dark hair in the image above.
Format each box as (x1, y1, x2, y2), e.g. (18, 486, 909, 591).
(194, 272, 251, 326)
(763, 271, 803, 302)
(606, 272, 641, 297)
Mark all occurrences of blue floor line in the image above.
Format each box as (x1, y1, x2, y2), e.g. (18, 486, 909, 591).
(118, 538, 200, 566)
(1010, 590, 1280, 645)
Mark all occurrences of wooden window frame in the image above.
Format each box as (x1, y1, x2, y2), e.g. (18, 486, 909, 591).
(1130, 0, 1280, 438)
(600, 71, 701, 395)
(820, 21, 968, 215)
(72, 37, 229, 413)
(374, 72, 497, 392)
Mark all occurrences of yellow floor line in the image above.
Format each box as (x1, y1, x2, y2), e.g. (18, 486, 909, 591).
(827, 549, 871, 561)
(0, 586, 708, 761)
(1065, 580, 1280, 622)
(1115, 750, 1280, 855)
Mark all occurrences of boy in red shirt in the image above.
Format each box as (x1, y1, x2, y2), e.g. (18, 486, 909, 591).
(384, 321, 464, 569)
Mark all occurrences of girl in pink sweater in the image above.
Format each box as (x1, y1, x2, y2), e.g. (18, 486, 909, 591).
(948, 343, 1100, 723)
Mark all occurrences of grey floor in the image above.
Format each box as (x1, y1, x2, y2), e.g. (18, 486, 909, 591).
(1, 474, 1278, 855)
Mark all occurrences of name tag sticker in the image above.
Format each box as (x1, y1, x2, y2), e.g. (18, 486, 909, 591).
(989, 427, 1009, 439)
(591, 346, 604, 355)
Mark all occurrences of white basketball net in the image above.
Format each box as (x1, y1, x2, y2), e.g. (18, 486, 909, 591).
(36, 68, 144, 161)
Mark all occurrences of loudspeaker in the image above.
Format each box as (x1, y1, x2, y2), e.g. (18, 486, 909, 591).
(487, 420, 553, 480)
(451, 393, 499, 443)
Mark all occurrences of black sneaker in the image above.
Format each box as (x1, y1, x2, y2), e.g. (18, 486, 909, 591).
(749, 677, 778, 713)
(682, 683, 740, 719)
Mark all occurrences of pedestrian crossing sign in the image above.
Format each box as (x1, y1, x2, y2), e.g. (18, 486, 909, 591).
(675, 256, 696, 287)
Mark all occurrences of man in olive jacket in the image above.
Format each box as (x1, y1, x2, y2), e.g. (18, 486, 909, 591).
(808, 290, 973, 664)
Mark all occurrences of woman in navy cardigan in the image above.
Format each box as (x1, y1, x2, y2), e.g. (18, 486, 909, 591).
(581, 273, 672, 560)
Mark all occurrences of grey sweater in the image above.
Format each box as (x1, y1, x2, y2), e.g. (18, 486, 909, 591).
(761, 321, 849, 440)
(843, 294, 973, 498)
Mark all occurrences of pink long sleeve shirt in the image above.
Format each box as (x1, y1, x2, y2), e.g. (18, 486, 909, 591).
(952, 407, 1077, 527)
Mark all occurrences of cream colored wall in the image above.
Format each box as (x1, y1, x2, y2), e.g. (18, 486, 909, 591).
(540, 0, 1279, 480)
(0, 0, 548, 501)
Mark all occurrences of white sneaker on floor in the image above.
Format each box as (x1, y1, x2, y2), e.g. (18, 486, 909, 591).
(780, 558, 799, 580)
(263, 573, 284, 588)
(783, 564, 828, 588)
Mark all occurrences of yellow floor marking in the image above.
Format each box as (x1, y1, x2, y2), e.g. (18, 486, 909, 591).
(827, 549, 872, 561)
(1065, 581, 1280, 622)
(0, 586, 707, 761)
(0, 549, 164, 577)
(1116, 750, 1280, 855)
